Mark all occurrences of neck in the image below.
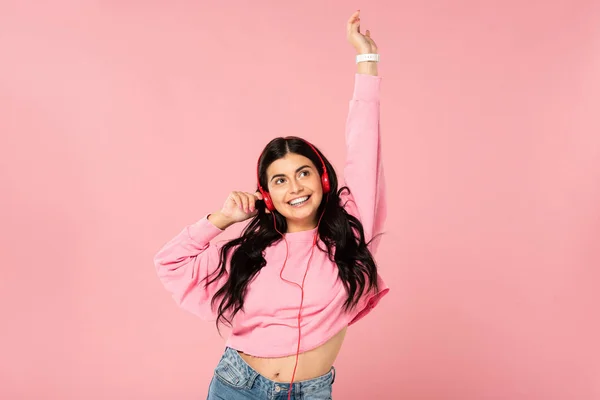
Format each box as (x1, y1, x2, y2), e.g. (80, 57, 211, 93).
(286, 219, 318, 233)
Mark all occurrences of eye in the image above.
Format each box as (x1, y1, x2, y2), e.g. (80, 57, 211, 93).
(275, 178, 285, 185)
(299, 170, 310, 177)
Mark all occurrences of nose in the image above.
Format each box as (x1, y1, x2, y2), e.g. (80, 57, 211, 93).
(288, 178, 304, 194)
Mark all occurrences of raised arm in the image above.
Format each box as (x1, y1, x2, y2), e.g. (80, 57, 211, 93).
(342, 11, 386, 253)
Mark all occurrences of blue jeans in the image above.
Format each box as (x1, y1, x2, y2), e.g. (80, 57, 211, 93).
(207, 347, 336, 400)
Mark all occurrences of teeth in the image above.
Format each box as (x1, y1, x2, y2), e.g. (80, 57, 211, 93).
(289, 196, 309, 205)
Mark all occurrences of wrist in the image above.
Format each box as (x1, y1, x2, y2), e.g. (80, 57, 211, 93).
(356, 53, 379, 64)
(356, 47, 377, 55)
(355, 52, 379, 76)
(208, 212, 235, 230)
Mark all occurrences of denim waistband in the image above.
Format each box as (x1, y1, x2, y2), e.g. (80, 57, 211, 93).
(215, 346, 336, 396)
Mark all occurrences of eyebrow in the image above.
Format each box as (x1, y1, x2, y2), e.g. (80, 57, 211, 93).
(270, 165, 312, 182)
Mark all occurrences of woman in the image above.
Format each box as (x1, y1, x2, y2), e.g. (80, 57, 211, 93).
(154, 10, 389, 400)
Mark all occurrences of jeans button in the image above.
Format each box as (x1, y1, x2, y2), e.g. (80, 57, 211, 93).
(274, 385, 281, 393)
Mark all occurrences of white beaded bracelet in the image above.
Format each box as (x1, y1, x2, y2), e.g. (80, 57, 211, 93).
(356, 53, 380, 64)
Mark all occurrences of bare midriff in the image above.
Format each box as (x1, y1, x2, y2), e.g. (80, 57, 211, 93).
(237, 326, 347, 383)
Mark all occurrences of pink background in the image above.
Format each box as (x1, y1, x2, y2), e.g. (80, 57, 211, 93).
(1, 1, 599, 399)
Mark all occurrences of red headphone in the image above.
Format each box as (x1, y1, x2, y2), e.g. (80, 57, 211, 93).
(256, 137, 330, 211)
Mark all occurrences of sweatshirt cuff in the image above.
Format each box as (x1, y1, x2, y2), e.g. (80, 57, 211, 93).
(353, 73, 381, 102)
(187, 214, 224, 245)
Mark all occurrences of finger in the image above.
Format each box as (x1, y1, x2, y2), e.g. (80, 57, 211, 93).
(244, 193, 255, 213)
(347, 11, 360, 32)
(230, 192, 242, 210)
(347, 20, 359, 35)
(346, 10, 360, 25)
(364, 30, 377, 47)
(251, 192, 264, 210)
(226, 192, 236, 205)
(248, 193, 256, 212)
(240, 193, 250, 213)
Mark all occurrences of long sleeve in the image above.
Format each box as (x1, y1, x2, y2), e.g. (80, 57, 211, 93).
(341, 73, 390, 325)
(153, 215, 229, 321)
(342, 73, 387, 254)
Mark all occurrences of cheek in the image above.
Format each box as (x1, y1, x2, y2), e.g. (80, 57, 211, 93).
(270, 188, 287, 204)
(311, 178, 324, 193)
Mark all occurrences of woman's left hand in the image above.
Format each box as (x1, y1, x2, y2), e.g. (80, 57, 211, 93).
(346, 10, 378, 54)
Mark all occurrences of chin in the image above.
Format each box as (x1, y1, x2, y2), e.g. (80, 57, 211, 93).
(278, 197, 321, 221)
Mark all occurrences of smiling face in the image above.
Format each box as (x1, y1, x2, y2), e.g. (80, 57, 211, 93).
(265, 152, 324, 232)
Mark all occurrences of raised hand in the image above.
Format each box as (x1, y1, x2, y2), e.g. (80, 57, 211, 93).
(219, 191, 265, 224)
(346, 10, 378, 54)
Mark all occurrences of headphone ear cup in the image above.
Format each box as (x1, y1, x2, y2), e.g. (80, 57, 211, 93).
(258, 187, 275, 212)
(263, 193, 275, 211)
(321, 172, 331, 194)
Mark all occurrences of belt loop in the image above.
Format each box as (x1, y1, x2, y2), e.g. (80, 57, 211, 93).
(331, 366, 336, 384)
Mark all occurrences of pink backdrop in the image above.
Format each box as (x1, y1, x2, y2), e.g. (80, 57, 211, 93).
(1, 1, 599, 399)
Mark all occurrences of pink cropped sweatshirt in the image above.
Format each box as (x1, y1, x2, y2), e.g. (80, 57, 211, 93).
(154, 73, 389, 358)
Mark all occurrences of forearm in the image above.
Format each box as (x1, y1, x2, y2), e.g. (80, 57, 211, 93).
(356, 60, 378, 76)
